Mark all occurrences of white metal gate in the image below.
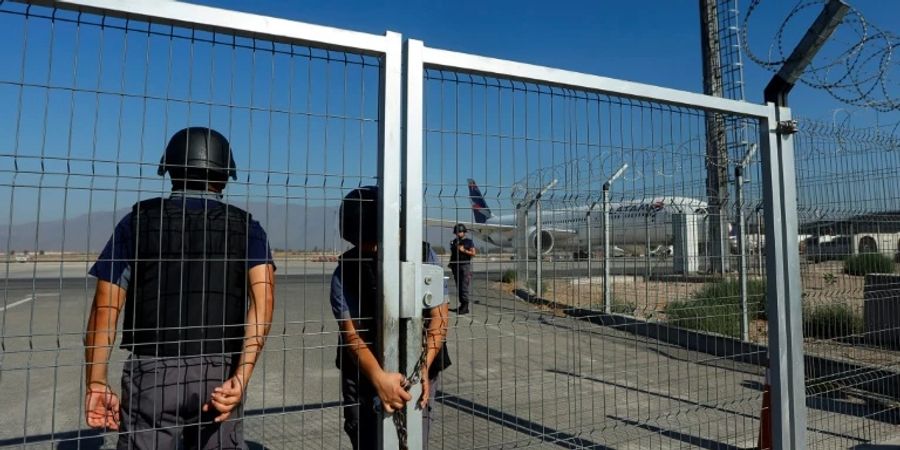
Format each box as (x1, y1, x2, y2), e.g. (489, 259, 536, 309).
(0, 1, 849, 449)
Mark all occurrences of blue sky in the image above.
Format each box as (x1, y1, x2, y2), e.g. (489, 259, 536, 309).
(191, 0, 898, 123)
(193, 0, 899, 225)
(0, 0, 897, 241)
(183, 0, 898, 226)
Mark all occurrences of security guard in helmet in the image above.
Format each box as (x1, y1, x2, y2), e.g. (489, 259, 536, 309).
(84, 127, 276, 449)
(449, 223, 476, 314)
(329, 186, 451, 449)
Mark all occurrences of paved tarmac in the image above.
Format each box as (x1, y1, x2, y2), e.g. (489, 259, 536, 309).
(1, 270, 896, 449)
(1, 255, 681, 281)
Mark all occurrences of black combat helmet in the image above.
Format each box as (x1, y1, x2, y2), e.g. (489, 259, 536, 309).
(158, 127, 237, 181)
(453, 223, 467, 234)
(341, 186, 379, 245)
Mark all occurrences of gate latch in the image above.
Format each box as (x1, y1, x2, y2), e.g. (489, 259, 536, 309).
(400, 262, 449, 318)
(421, 264, 448, 309)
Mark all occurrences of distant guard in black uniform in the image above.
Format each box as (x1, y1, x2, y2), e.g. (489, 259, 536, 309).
(449, 223, 476, 314)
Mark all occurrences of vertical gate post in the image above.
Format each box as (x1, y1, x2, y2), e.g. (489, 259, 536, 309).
(760, 104, 807, 449)
(378, 30, 404, 450)
(401, 37, 425, 450)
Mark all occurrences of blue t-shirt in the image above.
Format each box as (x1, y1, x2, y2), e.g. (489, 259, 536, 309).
(89, 191, 275, 290)
(330, 245, 441, 321)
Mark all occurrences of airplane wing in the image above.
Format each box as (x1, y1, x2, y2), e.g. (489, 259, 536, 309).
(424, 218, 577, 236)
(426, 216, 577, 251)
(424, 218, 515, 234)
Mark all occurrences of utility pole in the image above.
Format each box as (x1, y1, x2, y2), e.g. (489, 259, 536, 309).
(700, 0, 731, 274)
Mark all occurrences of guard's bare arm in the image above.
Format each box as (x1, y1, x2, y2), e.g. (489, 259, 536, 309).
(419, 302, 449, 407)
(207, 263, 275, 422)
(424, 303, 449, 369)
(84, 280, 126, 388)
(83, 279, 126, 429)
(339, 318, 411, 413)
(458, 244, 476, 257)
(235, 263, 276, 383)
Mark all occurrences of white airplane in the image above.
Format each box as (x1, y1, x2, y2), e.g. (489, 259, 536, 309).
(428, 179, 723, 256)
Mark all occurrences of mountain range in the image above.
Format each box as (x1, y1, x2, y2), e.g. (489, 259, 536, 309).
(2, 201, 452, 253)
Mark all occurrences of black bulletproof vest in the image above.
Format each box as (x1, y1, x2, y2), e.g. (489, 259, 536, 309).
(337, 243, 451, 380)
(122, 197, 250, 357)
(450, 237, 473, 264)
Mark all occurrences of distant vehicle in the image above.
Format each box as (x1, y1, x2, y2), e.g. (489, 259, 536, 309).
(649, 245, 674, 257)
(15, 255, 32, 263)
(573, 246, 628, 259)
(805, 235, 853, 262)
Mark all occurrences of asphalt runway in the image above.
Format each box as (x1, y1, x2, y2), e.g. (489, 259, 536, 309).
(2, 256, 684, 281)
(1, 270, 893, 449)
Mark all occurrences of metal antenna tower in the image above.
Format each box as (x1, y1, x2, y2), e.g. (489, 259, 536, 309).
(718, 0, 753, 168)
(700, 0, 731, 273)
(718, 0, 748, 103)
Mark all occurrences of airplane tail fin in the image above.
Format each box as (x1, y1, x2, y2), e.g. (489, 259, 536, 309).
(468, 178, 493, 224)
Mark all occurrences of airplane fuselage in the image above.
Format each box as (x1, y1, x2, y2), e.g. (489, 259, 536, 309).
(472, 197, 713, 253)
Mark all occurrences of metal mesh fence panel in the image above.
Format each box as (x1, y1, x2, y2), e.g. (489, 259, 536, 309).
(0, 2, 385, 448)
(7, 1, 897, 448)
(795, 118, 900, 448)
(418, 67, 776, 449)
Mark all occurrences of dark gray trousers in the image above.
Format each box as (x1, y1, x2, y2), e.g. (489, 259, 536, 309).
(117, 354, 245, 450)
(450, 263, 472, 308)
(341, 371, 440, 450)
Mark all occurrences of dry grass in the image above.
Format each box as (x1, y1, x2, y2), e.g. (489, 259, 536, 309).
(801, 260, 866, 309)
(537, 276, 707, 320)
(492, 260, 877, 348)
(532, 260, 868, 317)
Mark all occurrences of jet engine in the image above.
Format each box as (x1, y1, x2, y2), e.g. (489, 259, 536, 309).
(530, 229, 554, 255)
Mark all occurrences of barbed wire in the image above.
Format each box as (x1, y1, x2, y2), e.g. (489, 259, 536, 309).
(796, 117, 900, 155)
(509, 143, 697, 205)
(742, 0, 898, 112)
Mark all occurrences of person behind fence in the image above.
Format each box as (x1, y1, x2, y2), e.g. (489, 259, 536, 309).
(330, 186, 451, 449)
(449, 223, 476, 314)
(83, 127, 276, 449)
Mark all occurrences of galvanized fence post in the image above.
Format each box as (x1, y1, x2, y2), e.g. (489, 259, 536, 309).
(603, 185, 612, 313)
(401, 37, 425, 450)
(378, 30, 404, 450)
(737, 144, 757, 343)
(760, 103, 807, 449)
(736, 164, 750, 342)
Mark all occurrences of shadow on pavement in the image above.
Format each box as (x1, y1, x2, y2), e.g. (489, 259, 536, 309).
(605, 415, 742, 450)
(742, 380, 900, 426)
(436, 390, 614, 449)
